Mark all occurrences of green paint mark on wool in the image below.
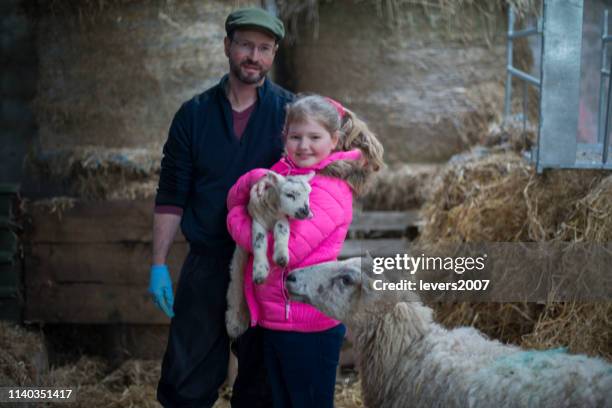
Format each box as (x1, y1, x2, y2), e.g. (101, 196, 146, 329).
(492, 348, 568, 373)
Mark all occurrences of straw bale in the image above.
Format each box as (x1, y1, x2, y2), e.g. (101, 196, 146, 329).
(26, 147, 160, 200)
(106, 180, 158, 201)
(282, 0, 513, 164)
(24, 196, 76, 220)
(279, 0, 539, 42)
(30, 0, 236, 151)
(360, 164, 441, 210)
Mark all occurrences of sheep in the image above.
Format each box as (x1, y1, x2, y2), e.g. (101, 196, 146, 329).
(225, 171, 314, 339)
(286, 257, 612, 408)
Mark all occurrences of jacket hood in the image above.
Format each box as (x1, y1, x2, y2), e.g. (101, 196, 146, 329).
(271, 149, 372, 196)
(271, 150, 361, 173)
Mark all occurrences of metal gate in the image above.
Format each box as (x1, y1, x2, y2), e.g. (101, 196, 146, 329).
(505, 0, 612, 172)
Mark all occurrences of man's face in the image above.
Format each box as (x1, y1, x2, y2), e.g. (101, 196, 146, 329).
(224, 29, 277, 85)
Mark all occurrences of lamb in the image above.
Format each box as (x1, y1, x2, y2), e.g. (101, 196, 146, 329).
(286, 257, 612, 408)
(225, 170, 314, 339)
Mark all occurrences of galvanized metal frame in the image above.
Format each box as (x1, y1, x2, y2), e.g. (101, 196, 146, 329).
(537, 0, 584, 171)
(504, 6, 542, 134)
(598, 9, 612, 165)
(506, 1, 612, 172)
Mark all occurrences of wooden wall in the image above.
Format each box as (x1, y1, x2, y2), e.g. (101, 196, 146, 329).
(25, 200, 187, 324)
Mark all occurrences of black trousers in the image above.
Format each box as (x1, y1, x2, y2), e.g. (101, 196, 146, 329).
(157, 250, 273, 408)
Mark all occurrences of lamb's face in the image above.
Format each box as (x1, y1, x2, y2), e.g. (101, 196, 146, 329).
(277, 173, 314, 220)
(286, 257, 364, 321)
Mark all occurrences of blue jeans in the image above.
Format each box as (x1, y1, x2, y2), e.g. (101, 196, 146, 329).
(262, 324, 346, 408)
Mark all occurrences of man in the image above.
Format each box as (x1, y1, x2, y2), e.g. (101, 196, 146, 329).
(149, 7, 294, 407)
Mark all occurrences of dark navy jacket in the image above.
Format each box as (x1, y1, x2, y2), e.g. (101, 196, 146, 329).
(155, 75, 294, 251)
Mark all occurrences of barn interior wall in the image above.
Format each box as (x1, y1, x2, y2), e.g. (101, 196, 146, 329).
(1, 0, 37, 185)
(3, 0, 518, 196)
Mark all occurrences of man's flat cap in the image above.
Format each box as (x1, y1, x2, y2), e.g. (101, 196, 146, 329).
(225, 7, 285, 41)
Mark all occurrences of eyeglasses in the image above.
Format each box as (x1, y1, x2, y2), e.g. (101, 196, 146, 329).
(232, 38, 276, 57)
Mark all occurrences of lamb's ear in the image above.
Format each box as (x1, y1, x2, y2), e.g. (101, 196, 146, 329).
(265, 171, 284, 185)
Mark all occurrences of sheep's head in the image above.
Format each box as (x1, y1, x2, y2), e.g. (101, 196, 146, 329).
(287, 257, 432, 342)
(286, 257, 369, 322)
(266, 171, 314, 220)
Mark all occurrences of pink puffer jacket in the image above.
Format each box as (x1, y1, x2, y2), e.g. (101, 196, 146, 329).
(226, 150, 359, 332)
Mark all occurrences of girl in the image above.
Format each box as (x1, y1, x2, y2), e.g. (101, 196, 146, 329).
(226, 94, 383, 408)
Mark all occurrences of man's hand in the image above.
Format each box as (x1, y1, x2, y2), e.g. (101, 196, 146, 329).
(149, 265, 175, 318)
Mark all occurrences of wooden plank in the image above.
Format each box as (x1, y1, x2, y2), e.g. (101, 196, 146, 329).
(340, 239, 409, 258)
(26, 242, 189, 286)
(28, 199, 187, 243)
(28, 201, 418, 243)
(349, 210, 420, 232)
(25, 284, 169, 324)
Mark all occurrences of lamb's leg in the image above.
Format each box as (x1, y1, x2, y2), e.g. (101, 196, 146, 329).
(273, 217, 290, 267)
(225, 247, 250, 339)
(252, 220, 270, 284)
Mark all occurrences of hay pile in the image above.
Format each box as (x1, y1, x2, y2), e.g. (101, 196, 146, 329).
(416, 146, 612, 360)
(41, 357, 161, 408)
(0, 321, 363, 408)
(419, 150, 610, 243)
(26, 147, 160, 200)
(42, 358, 362, 408)
(0, 322, 46, 387)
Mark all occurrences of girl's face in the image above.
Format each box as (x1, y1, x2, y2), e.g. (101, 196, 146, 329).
(285, 118, 339, 168)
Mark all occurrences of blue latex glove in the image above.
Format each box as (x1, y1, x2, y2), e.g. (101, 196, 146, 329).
(149, 265, 175, 318)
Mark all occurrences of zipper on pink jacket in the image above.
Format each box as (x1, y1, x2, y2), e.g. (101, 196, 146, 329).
(281, 267, 291, 320)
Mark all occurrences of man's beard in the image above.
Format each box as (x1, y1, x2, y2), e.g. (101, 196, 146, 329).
(230, 57, 269, 85)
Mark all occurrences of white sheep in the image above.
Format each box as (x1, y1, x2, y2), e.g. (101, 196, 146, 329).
(226, 171, 313, 339)
(286, 257, 612, 408)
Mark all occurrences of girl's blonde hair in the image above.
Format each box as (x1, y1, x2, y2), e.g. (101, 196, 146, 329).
(284, 94, 385, 175)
